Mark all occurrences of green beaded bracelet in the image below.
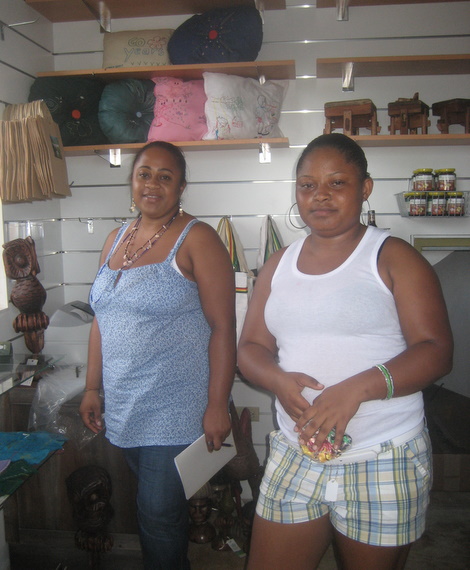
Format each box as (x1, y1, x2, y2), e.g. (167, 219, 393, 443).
(375, 364, 394, 400)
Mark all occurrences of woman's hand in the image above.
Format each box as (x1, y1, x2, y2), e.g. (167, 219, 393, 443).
(79, 390, 104, 434)
(202, 402, 232, 452)
(295, 382, 361, 452)
(274, 371, 324, 422)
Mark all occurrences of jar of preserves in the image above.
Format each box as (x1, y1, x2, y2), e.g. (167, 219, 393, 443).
(427, 192, 447, 216)
(446, 192, 465, 216)
(404, 192, 427, 216)
(412, 168, 434, 192)
(435, 168, 456, 192)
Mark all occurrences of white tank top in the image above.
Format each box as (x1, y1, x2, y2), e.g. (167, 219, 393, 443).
(265, 226, 423, 450)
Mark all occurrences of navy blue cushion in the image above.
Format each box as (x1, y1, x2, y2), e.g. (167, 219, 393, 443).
(168, 6, 263, 65)
(29, 77, 108, 146)
(98, 79, 156, 143)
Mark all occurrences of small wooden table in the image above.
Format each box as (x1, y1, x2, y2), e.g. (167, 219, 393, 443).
(324, 99, 380, 136)
(388, 94, 430, 135)
(432, 98, 470, 134)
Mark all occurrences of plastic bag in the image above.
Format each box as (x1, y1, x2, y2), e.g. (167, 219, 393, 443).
(28, 364, 100, 449)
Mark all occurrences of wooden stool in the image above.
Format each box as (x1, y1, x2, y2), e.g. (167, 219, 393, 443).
(324, 99, 380, 136)
(388, 93, 430, 135)
(432, 98, 470, 134)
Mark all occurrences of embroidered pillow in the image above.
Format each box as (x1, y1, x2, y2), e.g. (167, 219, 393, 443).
(168, 6, 263, 64)
(202, 72, 287, 140)
(103, 29, 174, 69)
(147, 77, 207, 142)
(28, 76, 108, 146)
(98, 79, 155, 143)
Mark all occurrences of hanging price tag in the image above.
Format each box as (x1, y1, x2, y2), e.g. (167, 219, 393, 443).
(325, 479, 339, 501)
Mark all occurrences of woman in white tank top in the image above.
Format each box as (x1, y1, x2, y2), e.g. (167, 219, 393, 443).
(238, 133, 453, 570)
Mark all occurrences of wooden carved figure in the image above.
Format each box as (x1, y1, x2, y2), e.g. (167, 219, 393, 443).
(189, 483, 216, 544)
(224, 400, 264, 510)
(2, 236, 49, 354)
(66, 465, 114, 570)
(220, 400, 264, 552)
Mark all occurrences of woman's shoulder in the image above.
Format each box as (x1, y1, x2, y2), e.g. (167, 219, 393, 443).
(180, 218, 220, 243)
(379, 235, 435, 280)
(255, 245, 290, 284)
(381, 235, 422, 258)
(101, 225, 125, 258)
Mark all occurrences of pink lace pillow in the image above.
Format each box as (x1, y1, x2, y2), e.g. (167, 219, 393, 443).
(147, 77, 207, 142)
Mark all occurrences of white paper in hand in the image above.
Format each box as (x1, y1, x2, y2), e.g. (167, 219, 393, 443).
(174, 432, 236, 499)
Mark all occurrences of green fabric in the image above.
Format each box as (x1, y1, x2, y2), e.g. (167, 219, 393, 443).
(0, 460, 36, 496)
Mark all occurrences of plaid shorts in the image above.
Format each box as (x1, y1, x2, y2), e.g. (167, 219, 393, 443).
(256, 428, 432, 546)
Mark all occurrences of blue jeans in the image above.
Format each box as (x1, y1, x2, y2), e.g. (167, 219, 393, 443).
(123, 445, 191, 570)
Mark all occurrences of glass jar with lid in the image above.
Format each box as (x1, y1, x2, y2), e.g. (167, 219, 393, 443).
(446, 192, 465, 216)
(435, 168, 456, 192)
(427, 192, 447, 216)
(404, 192, 427, 216)
(412, 168, 434, 192)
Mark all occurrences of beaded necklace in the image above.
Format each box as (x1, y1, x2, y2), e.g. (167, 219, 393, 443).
(113, 211, 178, 286)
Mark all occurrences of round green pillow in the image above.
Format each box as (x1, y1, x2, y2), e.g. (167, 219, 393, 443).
(98, 79, 156, 143)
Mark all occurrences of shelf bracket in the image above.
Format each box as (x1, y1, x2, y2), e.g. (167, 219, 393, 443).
(109, 148, 121, 167)
(342, 61, 355, 92)
(336, 0, 349, 21)
(79, 218, 95, 234)
(0, 18, 39, 41)
(93, 148, 121, 167)
(259, 143, 272, 164)
(81, 0, 111, 32)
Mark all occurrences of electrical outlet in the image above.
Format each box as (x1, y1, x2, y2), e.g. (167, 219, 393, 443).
(235, 406, 259, 422)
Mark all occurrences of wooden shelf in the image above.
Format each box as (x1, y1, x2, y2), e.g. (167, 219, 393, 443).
(316, 55, 470, 78)
(63, 138, 290, 155)
(38, 60, 297, 82)
(26, 0, 286, 23)
(316, 0, 467, 7)
(347, 134, 470, 147)
(37, 59, 295, 155)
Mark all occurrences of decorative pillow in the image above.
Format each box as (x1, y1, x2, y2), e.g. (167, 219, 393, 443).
(98, 79, 155, 143)
(102, 29, 174, 69)
(28, 77, 108, 146)
(168, 7, 263, 65)
(147, 77, 207, 142)
(202, 72, 287, 140)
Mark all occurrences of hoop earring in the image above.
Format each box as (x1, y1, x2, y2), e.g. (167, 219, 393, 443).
(179, 201, 184, 217)
(288, 203, 307, 230)
(129, 198, 136, 214)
